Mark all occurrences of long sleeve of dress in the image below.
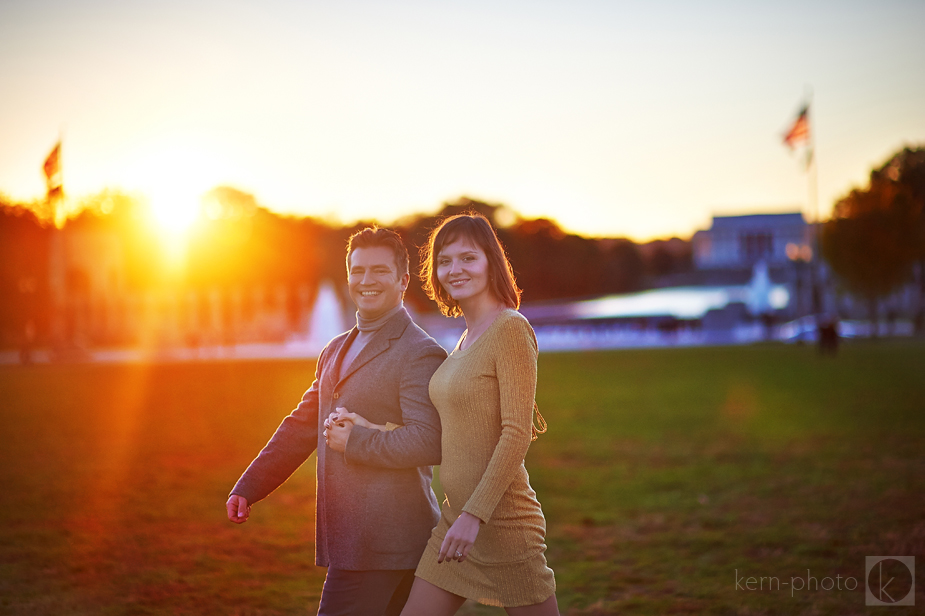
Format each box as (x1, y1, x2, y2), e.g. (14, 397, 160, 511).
(461, 316, 537, 523)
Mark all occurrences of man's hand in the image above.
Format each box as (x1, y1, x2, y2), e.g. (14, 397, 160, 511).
(324, 411, 353, 452)
(226, 495, 251, 524)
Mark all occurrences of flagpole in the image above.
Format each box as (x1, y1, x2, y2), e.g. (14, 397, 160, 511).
(45, 136, 67, 353)
(805, 85, 817, 226)
(805, 87, 822, 316)
(782, 90, 819, 322)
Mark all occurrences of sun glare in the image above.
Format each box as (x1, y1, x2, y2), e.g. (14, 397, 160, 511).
(120, 136, 232, 265)
(148, 188, 202, 267)
(151, 191, 200, 234)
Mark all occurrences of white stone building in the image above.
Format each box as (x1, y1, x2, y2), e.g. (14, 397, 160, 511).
(692, 213, 812, 269)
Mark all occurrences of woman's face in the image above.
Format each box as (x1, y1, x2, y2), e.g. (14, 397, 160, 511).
(436, 236, 493, 307)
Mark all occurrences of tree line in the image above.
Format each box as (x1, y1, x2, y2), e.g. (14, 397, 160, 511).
(0, 191, 692, 347)
(4, 141, 920, 349)
(821, 146, 925, 323)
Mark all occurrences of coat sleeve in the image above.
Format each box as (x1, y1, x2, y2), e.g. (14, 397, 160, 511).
(462, 316, 537, 523)
(230, 354, 323, 504)
(344, 339, 446, 469)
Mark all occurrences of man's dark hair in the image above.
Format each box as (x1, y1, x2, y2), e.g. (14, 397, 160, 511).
(346, 227, 410, 276)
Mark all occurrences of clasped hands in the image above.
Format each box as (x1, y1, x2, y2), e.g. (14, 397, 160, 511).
(323, 407, 365, 452)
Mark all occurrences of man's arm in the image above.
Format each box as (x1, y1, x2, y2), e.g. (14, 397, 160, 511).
(342, 341, 445, 468)
(229, 374, 321, 505)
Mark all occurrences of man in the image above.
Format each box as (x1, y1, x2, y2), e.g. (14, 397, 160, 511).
(227, 227, 446, 616)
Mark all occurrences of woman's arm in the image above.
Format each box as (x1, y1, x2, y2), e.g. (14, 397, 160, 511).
(324, 407, 401, 452)
(439, 315, 538, 562)
(461, 315, 538, 524)
(332, 407, 401, 432)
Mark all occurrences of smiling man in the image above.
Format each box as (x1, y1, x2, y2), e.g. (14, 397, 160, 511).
(226, 227, 447, 616)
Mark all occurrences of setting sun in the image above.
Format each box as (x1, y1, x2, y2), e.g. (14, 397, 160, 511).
(126, 141, 219, 265)
(147, 187, 202, 267)
(150, 190, 201, 235)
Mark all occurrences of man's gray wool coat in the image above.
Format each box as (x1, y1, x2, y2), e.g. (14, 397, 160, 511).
(231, 307, 447, 570)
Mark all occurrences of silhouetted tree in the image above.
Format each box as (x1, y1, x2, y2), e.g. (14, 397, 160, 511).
(821, 146, 925, 329)
(641, 238, 693, 278)
(188, 187, 336, 289)
(0, 197, 52, 346)
(69, 190, 164, 289)
(600, 238, 645, 293)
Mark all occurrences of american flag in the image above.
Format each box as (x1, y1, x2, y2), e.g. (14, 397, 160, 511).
(43, 142, 61, 182)
(783, 106, 810, 149)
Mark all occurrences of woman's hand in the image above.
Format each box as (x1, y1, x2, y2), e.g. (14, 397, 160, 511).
(324, 408, 354, 452)
(325, 408, 393, 452)
(331, 407, 372, 429)
(437, 512, 482, 564)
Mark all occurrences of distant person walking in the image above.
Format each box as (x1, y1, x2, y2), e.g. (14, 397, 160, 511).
(330, 214, 559, 615)
(226, 227, 446, 616)
(817, 314, 839, 355)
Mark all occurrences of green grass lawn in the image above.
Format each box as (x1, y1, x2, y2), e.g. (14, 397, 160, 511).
(1, 341, 923, 615)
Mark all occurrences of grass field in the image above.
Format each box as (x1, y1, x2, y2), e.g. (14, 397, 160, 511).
(1, 341, 923, 615)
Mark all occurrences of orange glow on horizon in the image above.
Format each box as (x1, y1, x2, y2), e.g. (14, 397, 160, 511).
(149, 191, 201, 236)
(147, 190, 202, 270)
(129, 144, 216, 269)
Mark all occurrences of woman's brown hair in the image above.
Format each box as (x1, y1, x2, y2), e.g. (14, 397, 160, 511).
(420, 213, 522, 318)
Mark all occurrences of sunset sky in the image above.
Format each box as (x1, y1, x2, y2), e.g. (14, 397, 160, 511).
(1, 0, 923, 241)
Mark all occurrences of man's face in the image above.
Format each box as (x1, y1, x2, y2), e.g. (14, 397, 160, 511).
(347, 246, 409, 320)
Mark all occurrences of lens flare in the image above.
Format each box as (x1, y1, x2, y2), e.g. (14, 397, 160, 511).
(148, 188, 202, 268)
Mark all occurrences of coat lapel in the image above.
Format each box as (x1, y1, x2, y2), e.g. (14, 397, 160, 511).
(336, 307, 411, 386)
(324, 329, 358, 391)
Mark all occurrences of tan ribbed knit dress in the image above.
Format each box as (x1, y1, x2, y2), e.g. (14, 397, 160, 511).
(415, 309, 556, 607)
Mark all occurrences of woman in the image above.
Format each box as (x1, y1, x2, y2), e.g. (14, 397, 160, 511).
(335, 213, 558, 615)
